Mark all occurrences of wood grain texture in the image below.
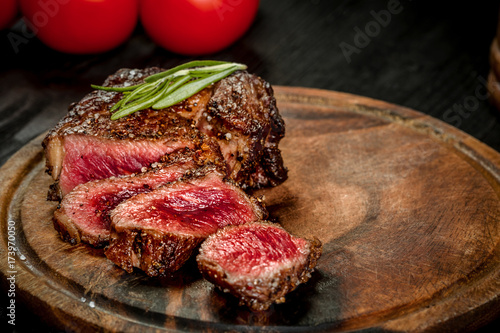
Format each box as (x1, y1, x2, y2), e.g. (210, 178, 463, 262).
(1, 87, 500, 332)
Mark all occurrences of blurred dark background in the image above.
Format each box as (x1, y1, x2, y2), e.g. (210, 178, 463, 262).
(1, 0, 499, 332)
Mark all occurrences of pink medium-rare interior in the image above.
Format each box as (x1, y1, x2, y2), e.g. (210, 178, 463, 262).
(60, 163, 190, 238)
(202, 223, 308, 277)
(112, 176, 259, 238)
(63, 183, 148, 237)
(59, 135, 190, 195)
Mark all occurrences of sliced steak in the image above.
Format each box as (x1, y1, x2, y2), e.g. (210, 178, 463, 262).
(197, 221, 322, 311)
(43, 67, 287, 199)
(53, 145, 223, 247)
(105, 166, 267, 277)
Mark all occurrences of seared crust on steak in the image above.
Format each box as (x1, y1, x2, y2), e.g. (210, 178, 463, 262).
(43, 68, 212, 143)
(105, 165, 267, 277)
(197, 71, 287, 188)
(105, 229, 203, 277)
(197, 221, 322, 311)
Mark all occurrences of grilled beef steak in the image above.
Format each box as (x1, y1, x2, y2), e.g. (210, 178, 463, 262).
(53, 146, 223, 247)
(197, 222, 322, 311)
(105, 166, 267, 277)
(43, 67, 287, 199)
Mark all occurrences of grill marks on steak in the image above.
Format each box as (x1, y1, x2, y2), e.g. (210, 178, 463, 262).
(53, 146, 223, 247)
(197, 222, 322, 311)
(105, 166, 267, 277)
(43, 67, 287, 199)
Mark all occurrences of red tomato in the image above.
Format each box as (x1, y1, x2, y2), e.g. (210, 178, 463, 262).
(0, 0, 18, 30)
(140, 0, 259, 55)
(19, 0, 139, 54)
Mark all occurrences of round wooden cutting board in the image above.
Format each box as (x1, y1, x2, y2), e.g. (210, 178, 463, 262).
(1, 87, 499, 332)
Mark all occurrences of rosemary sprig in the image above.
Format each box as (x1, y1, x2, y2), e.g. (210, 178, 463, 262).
(91, 60, 247, 120)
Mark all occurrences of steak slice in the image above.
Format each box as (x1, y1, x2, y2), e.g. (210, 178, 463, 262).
(196, 221, 322, 311)
(53, 145, 223, 247)
(43, 67, 287, 199)
(105, 166, 267, 277)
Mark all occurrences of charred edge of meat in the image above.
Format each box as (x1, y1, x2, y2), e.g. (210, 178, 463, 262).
(154, 140, 226, 176)
(52, 209, 110, 248)
(52, 214, 80, 246)
(52, 203, 111, 247)
(265, 82, 285, 143)
(47, 182, 63, 201)
(105, 229, 204, 277)
(41, 138, 55, 180)
(190, 137, 227, 175)
(205, 72, 287, 189)
(250, 146, 288, 189)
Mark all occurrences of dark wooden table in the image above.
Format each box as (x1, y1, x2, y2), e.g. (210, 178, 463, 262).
(1, 0, 499, 332)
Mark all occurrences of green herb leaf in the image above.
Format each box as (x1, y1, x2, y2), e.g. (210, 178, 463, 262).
(144, 60, 228, 83)
(93, 61, 247, 120)
(153, 66, 240, 109)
